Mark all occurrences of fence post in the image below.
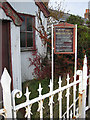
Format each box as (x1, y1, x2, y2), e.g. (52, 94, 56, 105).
(1, 68, 12, 118)
(82, 55, 87, 118)
(77, 70, 83, 118)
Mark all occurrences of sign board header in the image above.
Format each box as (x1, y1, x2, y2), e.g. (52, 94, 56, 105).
(54, 23, 75, 54)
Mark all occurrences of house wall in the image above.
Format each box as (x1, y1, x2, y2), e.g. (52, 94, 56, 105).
(0, 8, 22, 90)
(10, 1, 47, 82)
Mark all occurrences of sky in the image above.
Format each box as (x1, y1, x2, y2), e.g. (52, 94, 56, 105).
(7, 0, 89, 18)
(49, 0, 89, 18)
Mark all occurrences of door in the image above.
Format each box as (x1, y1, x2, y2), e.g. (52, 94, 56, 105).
(0, 20, 11, 108)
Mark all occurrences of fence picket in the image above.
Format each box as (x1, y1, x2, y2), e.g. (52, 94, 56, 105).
(58, 76, 62, 118)
(73, 75, 77, 117)
(24, 87, 31, 119)
(37, 83, 43, 119)
(0, 55, 89, 119)
(76, 108, 79, 116)
(49, 79, 54, 119)
(82, 55, 87, 118)
(12, 89, 22, 118)
(1, 68, 12, 118)
(70, 110, 72, 118)
(66, 74, 70, 118)
(77, 70, 83, 118)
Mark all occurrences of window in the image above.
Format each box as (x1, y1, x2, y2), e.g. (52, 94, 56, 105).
(20, 14, 35, 50)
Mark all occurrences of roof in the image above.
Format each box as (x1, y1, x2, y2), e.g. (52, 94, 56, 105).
(35, 0, 50, 17)
(0, 0, 50, 26)
(48, 8, 71, 21)
(0, 0, 23, 26)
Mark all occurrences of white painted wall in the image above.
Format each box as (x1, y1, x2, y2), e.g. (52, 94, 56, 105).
(0, 8, 22, 90)
(0, 8, 11, 20)
(9, 1, 48, 82)
(21, 52, 34, 81)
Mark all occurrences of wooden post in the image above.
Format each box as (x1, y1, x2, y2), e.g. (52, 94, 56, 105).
(1, 68, 12, 118)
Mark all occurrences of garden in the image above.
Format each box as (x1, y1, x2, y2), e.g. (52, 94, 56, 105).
(16, 15, 90, 118)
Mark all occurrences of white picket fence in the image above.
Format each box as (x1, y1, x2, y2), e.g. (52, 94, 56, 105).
(0, 55, 90, 119)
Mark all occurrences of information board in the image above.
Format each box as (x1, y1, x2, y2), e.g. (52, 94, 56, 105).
(54, 23, 75, 54)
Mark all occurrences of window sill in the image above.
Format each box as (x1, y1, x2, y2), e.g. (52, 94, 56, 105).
(21, 47, 36, 52)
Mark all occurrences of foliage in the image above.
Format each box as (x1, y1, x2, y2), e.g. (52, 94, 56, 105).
(29, 51, 41, 78)
(88, 13, 90, 21)
(30, 4, 90, 80)
(29, 50, 51, 80)
(67, 16, 90, 69)
(77, 25, 90, 68)
(48, 0, 67, 22)
(86, 20, 90, 24)
(29, 50, 74, 79)
(17, 74, 73, 118)
(54, 54, 74, 78)
(48, 8, 64, 24)
(34, 1, 66, 46)
(53, 16, 90, 76)
(86, 20, 90, 27)
(67, 15, 84, 26)
(30, 1, 68, 79)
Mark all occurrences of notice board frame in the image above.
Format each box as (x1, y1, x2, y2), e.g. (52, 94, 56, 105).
(54, 23, 75, 54)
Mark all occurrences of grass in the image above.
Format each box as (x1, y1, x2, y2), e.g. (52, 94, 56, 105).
(16, 73, 76, 118)
(16, 78, 50, 118)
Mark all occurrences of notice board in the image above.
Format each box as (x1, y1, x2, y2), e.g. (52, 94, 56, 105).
(54, 23, 75, 54)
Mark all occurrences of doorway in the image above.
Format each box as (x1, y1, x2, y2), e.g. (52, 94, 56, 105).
(0, 20, 11, 108)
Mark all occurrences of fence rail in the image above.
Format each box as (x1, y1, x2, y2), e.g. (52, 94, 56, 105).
(0, 55, 90, 119)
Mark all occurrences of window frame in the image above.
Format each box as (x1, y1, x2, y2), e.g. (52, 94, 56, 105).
(19, 13, 36, 51)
